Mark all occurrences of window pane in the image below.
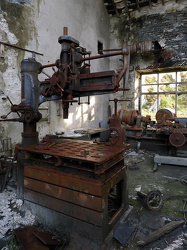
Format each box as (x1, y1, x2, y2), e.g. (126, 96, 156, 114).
(141, 72, 187, 119)
(142, 74, 157, 85)
(142, 85, 157, 93)
(178, 83, 187, 93)
(177, 71, 187, 82)
(177, 94, 187, 117)
(141, 94, 157, 117)
(159, 73, 176, 83)
(159, 94, 175, 110)
(159, 84, 176, 92)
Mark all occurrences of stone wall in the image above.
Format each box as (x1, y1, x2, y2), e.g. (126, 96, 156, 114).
(110, 0, 187, 110)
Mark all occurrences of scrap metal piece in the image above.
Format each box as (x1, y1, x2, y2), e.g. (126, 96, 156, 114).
(14, 226, 49, 250)
(137, 190, 163, 211)
(113, 221, 135, 245)
(146, 190, 163, 211)
(169, 131, 186, 147)
(33, 231, 64, 246)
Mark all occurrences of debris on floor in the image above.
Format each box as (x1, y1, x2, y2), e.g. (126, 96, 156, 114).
(0, 190, 35, 249)
(0, 190, 35, 236)
(137, 190, 163, 211)
(137, 220, 185, 247)
(0, 149, 187, 250)
(122, 149, 187, 250)
(113, 221, 136, 245)
(14, 226, 67, 249)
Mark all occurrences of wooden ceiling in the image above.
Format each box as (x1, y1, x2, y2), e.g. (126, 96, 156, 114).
(103, 0, 180, 16)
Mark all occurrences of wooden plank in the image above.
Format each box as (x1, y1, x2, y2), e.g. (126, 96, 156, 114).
(24, 165, 103, 196)
(24, 177, 103, 212)
(154, 155, 187, 166)
(137, 220, 185, 246)
(24, 189, 104, 227)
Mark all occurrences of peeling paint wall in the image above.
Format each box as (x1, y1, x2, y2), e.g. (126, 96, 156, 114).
(0, 0, 115, 147)
(110, 0, 187, 110)
(0, 0, 37, 146)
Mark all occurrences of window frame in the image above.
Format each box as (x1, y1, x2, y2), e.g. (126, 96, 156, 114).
(139, 70, 187, 118)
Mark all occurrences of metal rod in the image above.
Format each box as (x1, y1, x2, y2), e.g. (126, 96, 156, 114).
(101, 49, 122, 52)
(82, 51, 127, 62)
(40, 62, 58, 69)
(0, 42, 43, 56)
(0, 119, 19, 122)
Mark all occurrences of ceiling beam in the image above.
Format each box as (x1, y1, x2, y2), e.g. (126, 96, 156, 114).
(121, 0, 129, 13)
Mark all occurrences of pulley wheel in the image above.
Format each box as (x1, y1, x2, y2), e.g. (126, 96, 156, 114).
(146, 190, 163, 211)
(156, 108, 175, 122)
(169, 131, 186, 147)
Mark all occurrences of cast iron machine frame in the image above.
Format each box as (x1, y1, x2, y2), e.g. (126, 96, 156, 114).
(3, 27, 131, 244)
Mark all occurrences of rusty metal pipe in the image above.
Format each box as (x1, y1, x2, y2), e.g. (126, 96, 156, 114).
(40, 62, 58, 70)
(63, 27, 68, 36)
(101, 49, 122, 52)
(0, 41, 43, 56)
(116, 48, 129, 85)
(82, 50, 128, 62)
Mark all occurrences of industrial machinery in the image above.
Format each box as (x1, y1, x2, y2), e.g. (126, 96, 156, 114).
(0, 27, 129, 147)
(118, 108, 187, 153)
(0, 27, 133, 244)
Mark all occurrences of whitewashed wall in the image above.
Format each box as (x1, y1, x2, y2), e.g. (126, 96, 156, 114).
(0, 0, 118, 147)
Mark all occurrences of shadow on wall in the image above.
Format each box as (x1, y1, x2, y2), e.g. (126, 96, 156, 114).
(64, 96, 97, 129)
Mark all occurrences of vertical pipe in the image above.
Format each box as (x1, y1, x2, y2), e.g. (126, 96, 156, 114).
(21, 58, 41, 146)
(63, 27, 68, 36)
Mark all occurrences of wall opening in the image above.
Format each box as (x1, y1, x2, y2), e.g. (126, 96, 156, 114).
(98, 41, 103, 54)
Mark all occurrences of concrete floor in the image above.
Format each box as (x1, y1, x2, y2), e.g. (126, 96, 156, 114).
(0, 148, 187, 249)
(61, 148, 187, 250)
(102, 149, 187, 250)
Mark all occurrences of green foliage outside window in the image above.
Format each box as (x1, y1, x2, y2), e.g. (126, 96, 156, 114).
(141, 71, 187, 119)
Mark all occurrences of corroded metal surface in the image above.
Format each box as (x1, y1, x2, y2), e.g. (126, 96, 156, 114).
(109, 115, 127, 146)
(2, 27, 130, 146)
(156, 108, 175, 122)
(14, 226, 48, 250)
(118, 109, 139, 126)
(169, 131, 186, 147)
(20, 139, 128, 163)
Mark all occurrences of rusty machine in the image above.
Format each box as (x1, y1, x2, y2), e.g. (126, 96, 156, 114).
(1, 27, 133, 244)
(118, 108, 187, 154)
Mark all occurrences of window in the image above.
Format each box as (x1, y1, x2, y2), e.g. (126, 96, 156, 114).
(97, 41, 103, 54)
(140, 71, 187, 118)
